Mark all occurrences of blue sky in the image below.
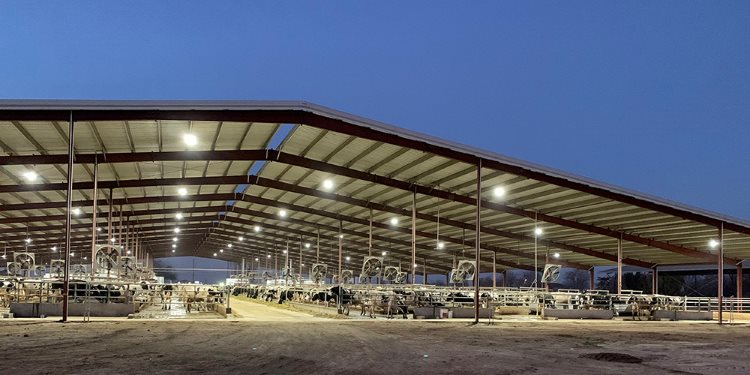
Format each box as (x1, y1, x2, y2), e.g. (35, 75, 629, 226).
(1, 1, 748, 224)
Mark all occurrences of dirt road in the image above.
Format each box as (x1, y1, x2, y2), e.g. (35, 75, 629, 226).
(1, 302, 749, 374)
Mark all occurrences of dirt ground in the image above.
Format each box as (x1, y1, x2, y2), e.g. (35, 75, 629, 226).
(2, 299, 749, 375)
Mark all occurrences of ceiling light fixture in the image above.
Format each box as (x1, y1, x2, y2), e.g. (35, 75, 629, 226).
(183, 134, 198, 146)
(23, 171, 38, 182)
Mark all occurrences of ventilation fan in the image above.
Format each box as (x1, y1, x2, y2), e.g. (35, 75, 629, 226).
(50, 260, 65, 277)
(33, 265, 46, 277)
(96, 245, 120, 271)
(119, 256, 136, 277)
(340, 270, 354, 284)
(72, 264, 87, 276)
(282, 267, 292, 278)
(395, 271, 408, 284)
(383, 266, 400, 282)
(542, 264, 562, 284)
(450, 260, 477, 283)
(14, 252, 35, 275)
(359, 256, 383, 280)
(310, 263, 328, 283)
(6, 262, 21, 276)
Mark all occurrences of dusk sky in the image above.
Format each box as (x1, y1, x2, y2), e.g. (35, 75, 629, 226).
(1, 1, 748, 224)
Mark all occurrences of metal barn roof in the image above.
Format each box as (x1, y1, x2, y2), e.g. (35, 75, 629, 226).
(0, 100, 748, 273)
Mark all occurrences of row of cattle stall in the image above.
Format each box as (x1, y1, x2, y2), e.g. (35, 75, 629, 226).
(230, 283, 695, 320)
(0, 277, 228, 317)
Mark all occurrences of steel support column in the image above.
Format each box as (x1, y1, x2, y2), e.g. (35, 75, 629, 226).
(107, 188, 113, 245)
(492, 251, 497, 290)
(652, 266, 659, 294)
(368, 207, 373, 256)
(589, 268, 595, 290)
(718, 223, 724, 324)
(411, 190, 416, 284)
(474, 160, 481, 324)
(338, 220, 343, 283)
(90, 158, 98, 275)
(737, 263, 743, 300)
(61, 111, 75, 322)
(617, 235, 623, 294)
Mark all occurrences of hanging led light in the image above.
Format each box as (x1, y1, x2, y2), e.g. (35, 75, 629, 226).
(553, 252, 560, 258)
(183, 134, 198, 146)
(709, 239, 720, 249)
(227, 244, 233, 248)
(175, 212, 184, 220)
(390, 217, 399, 226)
(534, 227, 543, 236)
(322, 179, 334, 191)
(437, 241, 445, 249)
(238, 236, 244, 241)
(304, 243, 311, 249)
(177, 187, 188, 196)
(493, 186, 506, 198)
(254, 225, 261, 232)
(23, 171, 38, 182)
(174, 227, 181, 233)
(278, 209, 287, 218)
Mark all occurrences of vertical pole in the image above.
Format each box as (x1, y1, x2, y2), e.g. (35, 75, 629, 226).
(492, 251, 497, 290)
(718, 223, 724, 324)
(118, 204, 123, 245)
(422, 257, 426, 285)
(125, 218, 130, 255)
(107, 188, 113, 245)
(368, 207, 373, 256)
(589, 268, 595, 290)
(316, 226, 320, 263)
(61, 110, 75, 322)
(502, 269, 507, 288)
(737, 263, 743, 300)
(90, 157, 98, 275)
(474, 159, 482, 324)
(534, 212, 538, 287)
(617, 234, 623, 294)
(652, 267, 658, 294)
(411, 190, 416, 284)
(338, 220, 343, 283)
(299, 235, 303, 281)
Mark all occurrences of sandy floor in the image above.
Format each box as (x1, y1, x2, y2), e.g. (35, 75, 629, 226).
(2, 300, 749, 374)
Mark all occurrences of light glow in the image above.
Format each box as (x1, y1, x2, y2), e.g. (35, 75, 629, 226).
(322, 179, 334, 190)
(254, 225, 261, 232)
(493, 186, 506, 198)
(553, 252, 560, 258)
(177, 187, 188, 196)
(23, 171, 38, 182)
(709, 239, 720, 249)
(345, 256, 351, 261)
(390, 217, 399, 226)
(176, 212, 184, 220)
(227, 244, 233, 248)
(278, 209, 287, 218)
(25, 238, 32, 244)
(238, 236, 244, 241)
(437, 241, 445, 249)
(382, 251, 387, 256)
(183, 134, 198, 146)
(304, 243, 311, 249)
(174, 227, 181, 233)
(51, 246, 57, 252)
(173, 237, 178, 242)
(72, 208, 81, 215)
(213, 252, 217, 257)
(534, 227, 543, 236)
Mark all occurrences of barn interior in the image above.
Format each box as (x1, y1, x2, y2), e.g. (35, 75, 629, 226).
(1, 100, 748, 323)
